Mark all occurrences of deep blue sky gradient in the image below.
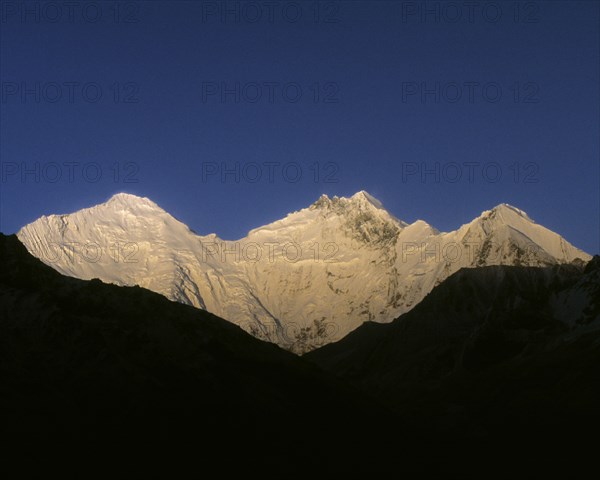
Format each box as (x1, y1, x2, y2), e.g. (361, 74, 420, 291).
(1, 1, 598, 253)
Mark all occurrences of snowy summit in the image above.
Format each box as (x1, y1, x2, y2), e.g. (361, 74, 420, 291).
(18, 191, 591, 352)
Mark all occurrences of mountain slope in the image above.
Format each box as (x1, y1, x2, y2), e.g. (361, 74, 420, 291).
(0, 232, 425, 473)
(306, 258, 600, 442)
(17, 192, 591, 351)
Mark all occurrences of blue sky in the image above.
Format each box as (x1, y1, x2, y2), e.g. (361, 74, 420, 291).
(1, 1, 598, 253)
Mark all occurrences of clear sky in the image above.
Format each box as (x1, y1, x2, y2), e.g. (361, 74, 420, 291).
(1, 1, 598, 253)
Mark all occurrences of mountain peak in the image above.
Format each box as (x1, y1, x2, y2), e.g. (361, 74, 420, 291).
(349, 190, 385, 209)
(492, 203, 531, 219)
(311, 191, 385, 210)
(107, 192, 152, 204)
(473, 203, 534, 225)
(310, 191, 405, 228)
(104, 192, 164, 212)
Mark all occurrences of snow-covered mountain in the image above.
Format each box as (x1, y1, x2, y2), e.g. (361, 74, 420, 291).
(305, 258, 600, 445)
(17, 191, 591, 352)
